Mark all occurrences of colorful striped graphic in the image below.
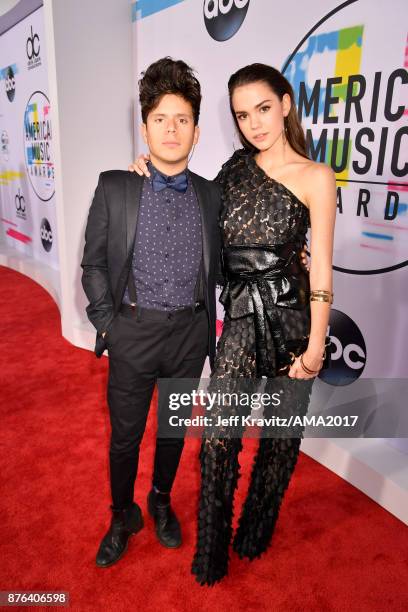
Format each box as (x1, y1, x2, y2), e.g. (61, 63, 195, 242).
(0, 170, 24, 185)
(131, 0, 184, 22)
(1, 218, 17, 227)
(361, 232, 393, 241)
(0, 63, 18, 80)
(6, 228, 32, 244)
(286, 25, 364, 185)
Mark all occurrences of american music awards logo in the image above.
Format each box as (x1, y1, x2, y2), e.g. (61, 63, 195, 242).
(24, 90, 54, 202)
(284, 0, 408, 275)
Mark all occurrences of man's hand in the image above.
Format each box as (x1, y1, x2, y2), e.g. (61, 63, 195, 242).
(299, 244, 309, 271)
(128, 154, 151, 177)
(127, 157, 310, 272)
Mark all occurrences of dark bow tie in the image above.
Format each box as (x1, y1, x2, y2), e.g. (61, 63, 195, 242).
(152, 170, 187, 193)
(152, 169, 188, 193)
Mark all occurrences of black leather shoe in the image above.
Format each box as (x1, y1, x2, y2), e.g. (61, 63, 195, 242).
(147, 489, 181, 548)
(96, 502, 144, 568)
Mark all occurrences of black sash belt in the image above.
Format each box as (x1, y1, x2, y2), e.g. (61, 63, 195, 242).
(220, 243, 309, 376)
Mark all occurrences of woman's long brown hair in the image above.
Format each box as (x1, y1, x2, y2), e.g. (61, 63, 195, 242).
(228, 63, 308, 159)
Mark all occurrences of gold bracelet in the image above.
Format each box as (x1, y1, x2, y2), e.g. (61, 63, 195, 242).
(310, 289, 333, 304)
(311, 295, 333, 303)
(310, 290, 333, 296)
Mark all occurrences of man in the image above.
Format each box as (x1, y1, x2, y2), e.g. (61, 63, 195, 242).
(81, 58, 221, 567)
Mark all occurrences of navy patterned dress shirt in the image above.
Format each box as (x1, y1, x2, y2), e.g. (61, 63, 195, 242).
(122, 163, 203, 310)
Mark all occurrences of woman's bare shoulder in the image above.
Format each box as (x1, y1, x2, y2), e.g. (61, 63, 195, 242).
(302, 161, 337, 210)
(303, 159, 336, 183)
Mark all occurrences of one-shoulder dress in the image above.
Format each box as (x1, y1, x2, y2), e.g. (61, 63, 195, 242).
(191, 150, 315, 586)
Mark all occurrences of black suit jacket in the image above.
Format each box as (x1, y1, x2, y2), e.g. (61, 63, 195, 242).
(81, 169, 222, 368)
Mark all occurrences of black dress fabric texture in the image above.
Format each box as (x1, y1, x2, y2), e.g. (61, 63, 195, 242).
(191, 150, 315, 586)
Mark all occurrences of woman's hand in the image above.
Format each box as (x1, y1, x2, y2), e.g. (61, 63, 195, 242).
(288, 349, 323, 379)
(128, 153, 151, 177)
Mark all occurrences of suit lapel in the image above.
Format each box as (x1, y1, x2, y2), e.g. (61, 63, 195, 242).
(125, 172, 144, 260)
(189, 171, 211, 279)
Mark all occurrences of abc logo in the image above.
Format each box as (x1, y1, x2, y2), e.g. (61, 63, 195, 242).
(319, 309, 366, 386)
(40, 218, 53, 252)
(5, 67, 16, 102)
(26, 25, 40, 60)
(204, 0, 250, 41)
(15, 188, 26, 218)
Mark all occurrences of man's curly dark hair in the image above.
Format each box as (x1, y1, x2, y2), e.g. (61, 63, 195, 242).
(139, 57, 201, 125)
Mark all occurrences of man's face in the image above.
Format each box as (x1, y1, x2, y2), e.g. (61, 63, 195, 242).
(141, 93, 199, 169)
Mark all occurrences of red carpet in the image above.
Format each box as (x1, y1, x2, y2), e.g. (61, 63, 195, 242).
(1, 265, 407, 611)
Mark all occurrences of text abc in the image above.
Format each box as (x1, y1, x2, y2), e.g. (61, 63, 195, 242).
(329, 335, 366, 369)
(40, 227, 53, 242)
(204, 0, 249, 19)
(5, 77, 15, 92)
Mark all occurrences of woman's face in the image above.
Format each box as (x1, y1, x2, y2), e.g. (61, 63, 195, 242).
(231, 80, 290, 151)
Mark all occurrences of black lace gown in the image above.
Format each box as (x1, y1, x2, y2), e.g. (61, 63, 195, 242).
(191, 150, 315, 586)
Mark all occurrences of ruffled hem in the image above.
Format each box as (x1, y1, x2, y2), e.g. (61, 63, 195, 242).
(233, 437, 302, 560)
(191, 437, 242, 586)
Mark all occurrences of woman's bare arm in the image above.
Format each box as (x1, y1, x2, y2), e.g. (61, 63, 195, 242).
(289, 163, 337, 379)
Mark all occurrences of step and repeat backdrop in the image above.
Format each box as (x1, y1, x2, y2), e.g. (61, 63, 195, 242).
(132, 0, 407, 397)
(0, 3, 58, 270)
(0, 0, 406, 437)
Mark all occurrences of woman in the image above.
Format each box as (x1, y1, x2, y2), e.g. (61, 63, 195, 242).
(131, 63, 336, 585)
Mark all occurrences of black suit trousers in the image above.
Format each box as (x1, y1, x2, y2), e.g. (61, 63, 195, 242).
(106, 305, 208, 509)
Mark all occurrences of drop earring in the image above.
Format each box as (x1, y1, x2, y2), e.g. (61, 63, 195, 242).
(283, 116, 288, 144)
(232, 132, 241, 152)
